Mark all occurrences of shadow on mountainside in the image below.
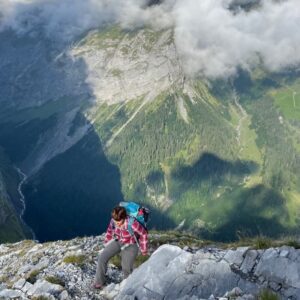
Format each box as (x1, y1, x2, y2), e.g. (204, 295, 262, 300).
(167, 153, 294, 241)
(0, 25, 125, 242)
(170, 152, 258, 198)
(0, 24, 175, 242)
(172, 152, 258, 182)
(147, 204, 176, 231)
(201, 184, 290, 242)
(22, 124, 176, 242)
(22, 128, 123, 242)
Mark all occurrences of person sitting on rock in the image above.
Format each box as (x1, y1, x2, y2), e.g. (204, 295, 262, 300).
(93, 206, 148, 289)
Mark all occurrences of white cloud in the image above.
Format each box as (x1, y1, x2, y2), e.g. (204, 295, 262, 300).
(1, 0, 300, 78)
(0, 0, 153, 40)
(173, 0, 300, 78)
(0, 0, 121, 40)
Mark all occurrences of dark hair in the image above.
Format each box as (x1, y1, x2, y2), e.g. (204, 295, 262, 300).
(111, 206, 127, 221)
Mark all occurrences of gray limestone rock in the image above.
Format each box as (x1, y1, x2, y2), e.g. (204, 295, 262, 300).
(115, 245, 258, 300)
(279, 247, 290, 258)
(282, 287, 300, 299)
(0, 289, 24, 299)
(269, 281, 282, 292)
(21, 282, 33, 294)
(240, 250, 258, 274)
(33, 293, 56, 300)
(17, 265, 33, 275)
(261, 248, 278, 260)
(288, 248, 300, 262)
(237, 295, 255, 300)
(35, 257, 50, 270)
(235, 279, 260, 296)
(224, 286, 243, 297)
(27, 279, 64, 297)
(1, 236, 300, 300)
(59, 290, 70, 300)
(223, 247, 249, 267)
(12, 278, 26, 290)
(255, 256, 300, 288)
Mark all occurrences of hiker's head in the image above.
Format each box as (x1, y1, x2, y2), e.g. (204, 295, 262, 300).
(112, 206, 127, 225)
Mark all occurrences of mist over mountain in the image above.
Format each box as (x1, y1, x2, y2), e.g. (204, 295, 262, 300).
(1, 0, 300, 78)
(0, 0, 299, 243)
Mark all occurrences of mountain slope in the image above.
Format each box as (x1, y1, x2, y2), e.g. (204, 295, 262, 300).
(0, 148, 27, 242)
(0, 25, 299, 242)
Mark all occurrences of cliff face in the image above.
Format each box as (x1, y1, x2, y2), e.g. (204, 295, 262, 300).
(72, 28, 183, 105)
(0, 234, 300, 300)
(0, 150, 27, 242)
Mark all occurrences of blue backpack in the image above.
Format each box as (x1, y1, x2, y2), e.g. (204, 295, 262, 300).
(119, 201, 150, 236)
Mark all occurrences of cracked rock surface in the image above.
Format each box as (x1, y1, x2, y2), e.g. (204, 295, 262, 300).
(113, 244, 300, 300)
(1, 236, 300, 299)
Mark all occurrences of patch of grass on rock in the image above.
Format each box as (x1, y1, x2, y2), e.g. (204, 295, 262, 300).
(134, 254, 150, 268)
(26, 269, 40, 284)
(253, 236, 273, 249)
(109, 255, 122, 269)
(63, 255, 86, 268)
(109, 253, 149, 269)
(45, 275, 65, 287)
(259, 289, 280, 300)
(283, 238, 300, 249)
(32, 296, 52, 300)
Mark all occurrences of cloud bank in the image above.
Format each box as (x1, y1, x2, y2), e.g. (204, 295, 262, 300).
(0, 0, 135, 40)
(173, 0, 300, 78)
(1, 0, 299, 78)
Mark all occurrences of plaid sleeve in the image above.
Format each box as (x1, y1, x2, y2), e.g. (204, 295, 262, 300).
(104, 219, 114, 244)
(132, 220, 148, 254)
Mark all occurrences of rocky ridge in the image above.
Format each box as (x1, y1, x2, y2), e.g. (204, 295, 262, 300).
(73, 28, 183, 105)
(1, 234, 300, 299)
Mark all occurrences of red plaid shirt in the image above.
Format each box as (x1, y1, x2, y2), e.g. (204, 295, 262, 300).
(104, 217, 148, 255)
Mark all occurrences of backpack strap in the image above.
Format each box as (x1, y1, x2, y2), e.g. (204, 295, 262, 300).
(127, 216, 135, 236)
(127, 216, 141, 251)
(111, 220, 117, 240)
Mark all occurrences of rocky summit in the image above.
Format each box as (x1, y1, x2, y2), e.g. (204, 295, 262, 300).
(0, 234, 300, 299)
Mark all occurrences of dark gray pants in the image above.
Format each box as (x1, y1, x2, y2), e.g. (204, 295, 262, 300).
(94, 240, 138, 285)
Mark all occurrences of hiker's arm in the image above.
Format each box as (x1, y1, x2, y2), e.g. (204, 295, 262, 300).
(132, 221, 148, 255)
(104, 219, 114, 244)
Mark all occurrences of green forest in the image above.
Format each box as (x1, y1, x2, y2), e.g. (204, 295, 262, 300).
(0, 26, 300, 243)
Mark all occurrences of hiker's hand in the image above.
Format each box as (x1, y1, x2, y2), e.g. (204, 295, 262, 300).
(141, 251, 148, 256)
